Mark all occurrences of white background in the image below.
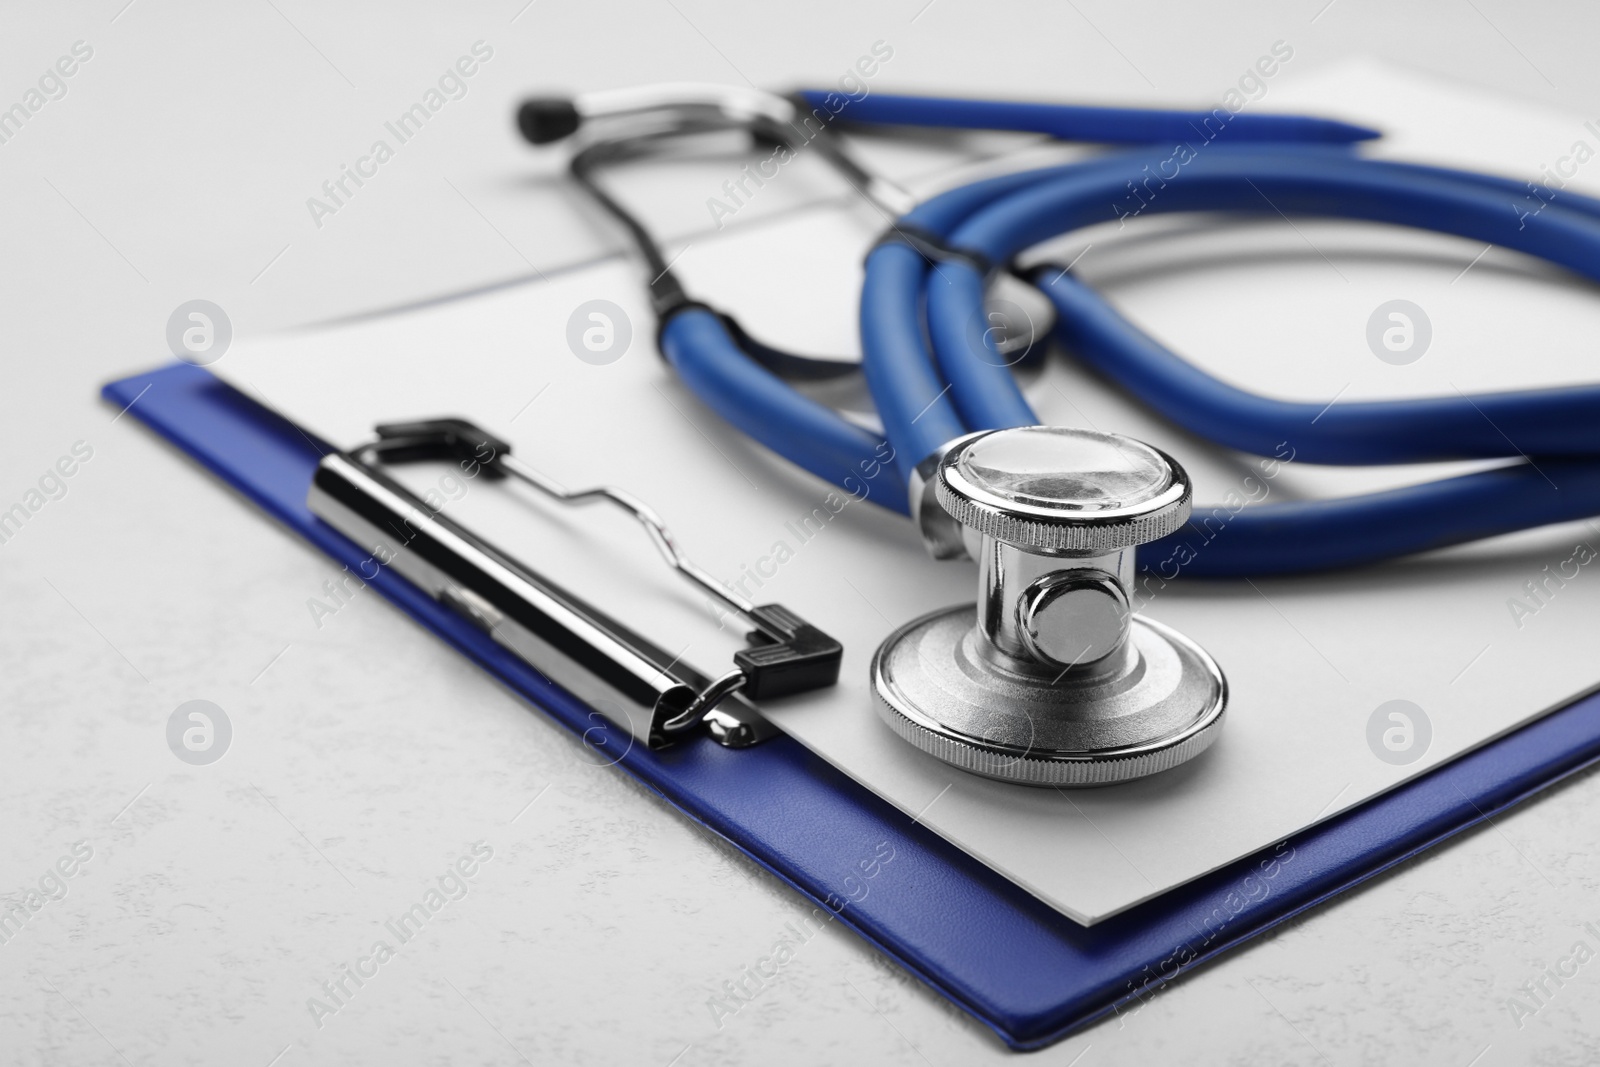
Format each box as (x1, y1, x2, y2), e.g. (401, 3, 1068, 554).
(7, 1, 1600, 1064)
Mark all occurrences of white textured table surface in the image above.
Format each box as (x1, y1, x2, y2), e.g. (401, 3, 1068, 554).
(7, 2, 1600, 1064)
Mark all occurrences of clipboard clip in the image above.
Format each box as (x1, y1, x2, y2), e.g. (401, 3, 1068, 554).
(306, 417, 842, 751)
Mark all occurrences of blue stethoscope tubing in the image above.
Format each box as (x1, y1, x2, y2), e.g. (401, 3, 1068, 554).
(657, 101, 1600, 577)
(790, 89, 1382, 146)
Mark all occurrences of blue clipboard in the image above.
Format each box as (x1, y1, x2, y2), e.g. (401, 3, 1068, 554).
(105, 361, 1600, 1050)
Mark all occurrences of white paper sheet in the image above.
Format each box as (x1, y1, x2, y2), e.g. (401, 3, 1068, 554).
(212, 61, 1600, 924)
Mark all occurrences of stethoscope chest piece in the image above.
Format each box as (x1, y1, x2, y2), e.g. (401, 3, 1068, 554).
(871, 427, 1227, 786)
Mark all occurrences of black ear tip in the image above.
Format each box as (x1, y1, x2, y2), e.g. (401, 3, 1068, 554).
(517, 98, 582, 144)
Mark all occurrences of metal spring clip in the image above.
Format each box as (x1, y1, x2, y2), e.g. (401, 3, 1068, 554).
(306, 418, 842, 749)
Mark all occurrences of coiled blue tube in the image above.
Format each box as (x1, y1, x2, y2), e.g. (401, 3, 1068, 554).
(652, 96, 1600, 575)
(859, 244, 967, 485)
(861, 146, 1600, 574)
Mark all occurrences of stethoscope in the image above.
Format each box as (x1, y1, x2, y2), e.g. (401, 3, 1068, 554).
(518, 84, 1600, 786)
